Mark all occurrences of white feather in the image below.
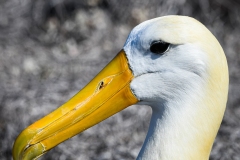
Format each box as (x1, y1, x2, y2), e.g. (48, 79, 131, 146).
(123, 15, 228, 160)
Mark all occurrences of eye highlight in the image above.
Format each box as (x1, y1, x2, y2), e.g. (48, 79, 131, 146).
(150, 40, 170, 54)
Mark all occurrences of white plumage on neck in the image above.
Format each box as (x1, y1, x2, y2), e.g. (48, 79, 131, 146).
(123, 16, 228, 160)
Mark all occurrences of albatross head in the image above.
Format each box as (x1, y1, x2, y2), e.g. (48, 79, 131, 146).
(124, 16, 229, 160)
(13, 15, 228, 160)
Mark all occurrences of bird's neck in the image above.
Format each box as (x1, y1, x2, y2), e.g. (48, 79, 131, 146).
(137, 93, 225, 160)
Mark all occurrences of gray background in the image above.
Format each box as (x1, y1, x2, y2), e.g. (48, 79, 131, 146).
(0, 0, 240, 159)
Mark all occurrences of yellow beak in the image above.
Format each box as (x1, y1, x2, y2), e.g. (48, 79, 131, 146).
(12, 50, 138, 160)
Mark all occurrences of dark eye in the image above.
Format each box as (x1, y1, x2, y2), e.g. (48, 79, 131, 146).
(150, 40, 170, 54)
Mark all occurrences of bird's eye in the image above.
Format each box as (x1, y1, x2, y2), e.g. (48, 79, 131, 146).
(150, 40, 170, 54)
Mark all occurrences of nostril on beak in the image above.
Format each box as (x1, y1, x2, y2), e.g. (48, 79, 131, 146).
(98, 81, 104, 90)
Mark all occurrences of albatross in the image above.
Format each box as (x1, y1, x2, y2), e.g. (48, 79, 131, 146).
(13, 15, 228, 160)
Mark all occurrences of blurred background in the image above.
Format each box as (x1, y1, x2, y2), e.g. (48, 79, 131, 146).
(0, 0, 240, 159)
